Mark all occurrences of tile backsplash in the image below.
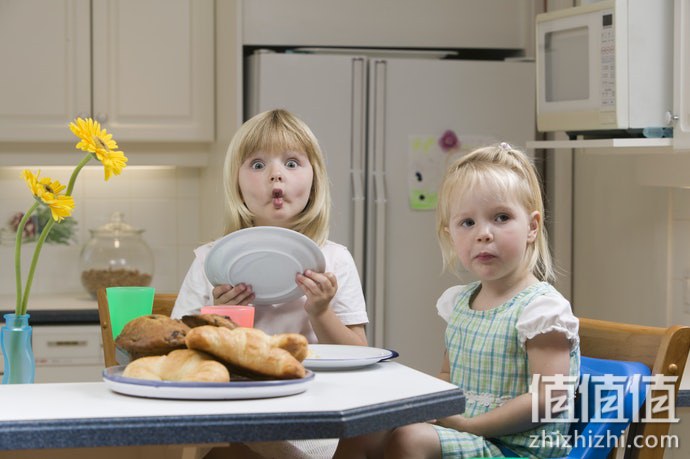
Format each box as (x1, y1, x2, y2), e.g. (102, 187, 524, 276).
(0, 166, 206, 298)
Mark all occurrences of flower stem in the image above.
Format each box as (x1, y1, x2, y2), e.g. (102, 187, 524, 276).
(20, 218, 55, 316)
(17, 154, 92, 315)
(66, 153, 93, 196)
(14, 202, 39, 315)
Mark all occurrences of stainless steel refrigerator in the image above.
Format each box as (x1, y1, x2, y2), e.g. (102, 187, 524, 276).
(246, 49, 536, 375)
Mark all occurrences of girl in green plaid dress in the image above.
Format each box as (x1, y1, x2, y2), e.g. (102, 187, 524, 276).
(334, 143, 580, 458)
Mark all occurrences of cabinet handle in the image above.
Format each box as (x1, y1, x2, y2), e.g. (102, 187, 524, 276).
(665, 111, 679, 125)
(94, 113, 108, 124)
(47, 340, 88, 348)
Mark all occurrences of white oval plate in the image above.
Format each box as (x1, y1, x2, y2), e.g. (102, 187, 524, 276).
(303, 344, 397, 370)
(204, 227, 326, 305)
(103, 366, 315, 400)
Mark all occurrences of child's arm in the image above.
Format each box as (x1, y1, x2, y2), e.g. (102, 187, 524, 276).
(308, 311, 367, 345)
(438, 352, 451, 382)
(435, 331, 571, 438)
(297, 269, 367, 345)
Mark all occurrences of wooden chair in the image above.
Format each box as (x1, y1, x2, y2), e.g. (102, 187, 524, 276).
(578, 317, 690, 459)
(96, 288, 178, 368)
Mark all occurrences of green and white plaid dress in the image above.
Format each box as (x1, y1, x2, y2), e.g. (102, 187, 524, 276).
(432, 281, 580, 458)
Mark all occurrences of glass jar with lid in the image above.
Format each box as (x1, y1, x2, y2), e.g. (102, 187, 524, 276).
(80, 212, 154, 298)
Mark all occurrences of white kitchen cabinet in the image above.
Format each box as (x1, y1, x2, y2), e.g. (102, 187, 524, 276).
(0, 0, 91, 141)
(242, 0, 532, 51)
(0, 0, 214, 142)
(0, 324, 104, 383)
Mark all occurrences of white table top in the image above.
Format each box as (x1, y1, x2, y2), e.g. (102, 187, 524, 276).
(0, 362, 465, 450)
(1, 362, 453, 421)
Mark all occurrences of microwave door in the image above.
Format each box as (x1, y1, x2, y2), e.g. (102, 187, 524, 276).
(544, 26, 590, 104)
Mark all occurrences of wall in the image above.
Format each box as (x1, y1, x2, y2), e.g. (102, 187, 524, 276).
(571, 151, 672, 324)
(558, 148, 690, 328)
(670, 187, 690, 326)
(0, 166, 203, 297)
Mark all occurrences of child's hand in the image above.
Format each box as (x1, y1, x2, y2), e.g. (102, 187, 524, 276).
(296, 270, 337, 316)
(212, 283, 254, 305)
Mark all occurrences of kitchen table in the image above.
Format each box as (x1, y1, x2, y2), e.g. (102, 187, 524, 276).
(0, 361, 464, 456)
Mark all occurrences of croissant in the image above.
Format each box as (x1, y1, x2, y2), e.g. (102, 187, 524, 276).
(271, 333, 309, 362)
(122, 348, 230, 383)
(185, 326, 307, 379)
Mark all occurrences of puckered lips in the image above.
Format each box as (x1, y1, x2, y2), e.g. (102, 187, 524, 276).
(474, 251, 496, 262)
(272, 188, 284, 209)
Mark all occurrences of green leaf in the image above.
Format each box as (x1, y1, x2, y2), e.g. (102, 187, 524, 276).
(34, 205, 78, 245)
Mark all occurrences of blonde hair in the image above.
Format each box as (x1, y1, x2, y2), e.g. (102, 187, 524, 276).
(222, 109, 330, 245)
(436, 143, 554, 283)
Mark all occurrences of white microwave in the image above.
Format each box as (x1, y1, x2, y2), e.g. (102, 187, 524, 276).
(536, 0, 673, 137)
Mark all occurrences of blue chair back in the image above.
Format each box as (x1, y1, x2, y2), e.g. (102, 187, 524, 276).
(565, 356, 651, 459)
(497, 356, 651, 459)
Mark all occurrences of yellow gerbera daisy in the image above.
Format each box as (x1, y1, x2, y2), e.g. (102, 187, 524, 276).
(22, 170, 66, 198)
(69, 117, 119, 153)
(41, 194, 75, 222)
(69, 117, 128, 181)
(22, 170, 75, 221)
(22, 169, 41, 196)
(99, 149, 128, 181)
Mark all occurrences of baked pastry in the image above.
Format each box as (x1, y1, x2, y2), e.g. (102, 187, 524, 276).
(186, 326, 308, 379)
(271, 333, 309, 362)
(115, 314, 190, 360)
(181, 313, 238, 330)
(122, 349, 230, 382)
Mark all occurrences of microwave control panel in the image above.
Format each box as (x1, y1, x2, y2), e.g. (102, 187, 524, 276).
(600, 11, 615, 109)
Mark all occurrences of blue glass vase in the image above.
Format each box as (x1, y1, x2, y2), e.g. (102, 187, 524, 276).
(1, 313, 35, 384)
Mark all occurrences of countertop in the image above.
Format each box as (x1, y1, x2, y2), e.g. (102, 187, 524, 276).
(0, 362, 465, 451)
(0, 293, 98, 324)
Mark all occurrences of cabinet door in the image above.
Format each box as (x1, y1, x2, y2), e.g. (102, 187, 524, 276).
(0, 0, 91, 141)
(92, 0, 214, 141)
(674, 0, 690, 149)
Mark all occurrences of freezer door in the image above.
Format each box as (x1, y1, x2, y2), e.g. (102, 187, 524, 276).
(367, 58, 536, 374)
(245, 52, 367, 275)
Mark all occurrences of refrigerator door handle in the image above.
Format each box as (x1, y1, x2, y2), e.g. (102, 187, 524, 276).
(371, 59, 387, 348)
(350, 57, 366, 276)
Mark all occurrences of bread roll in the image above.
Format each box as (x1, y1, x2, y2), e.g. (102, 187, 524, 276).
(115, 314, 190, 360)
(186, 326, 307, 379)
(122, 349, 230, 383)
(181, 313, 238, 330)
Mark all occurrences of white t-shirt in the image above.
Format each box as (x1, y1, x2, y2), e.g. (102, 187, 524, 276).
(172, 239, 368, 343)
(436, 284, 579, 349)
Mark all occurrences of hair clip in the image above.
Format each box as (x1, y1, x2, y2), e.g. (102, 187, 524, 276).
(499, 142, 511, 151)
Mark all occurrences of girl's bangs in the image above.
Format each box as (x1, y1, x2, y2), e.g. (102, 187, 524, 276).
(450, 166, 515, 201)
(243, 123, 306, 160)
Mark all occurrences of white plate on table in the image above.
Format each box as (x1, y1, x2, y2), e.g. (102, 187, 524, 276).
(303, 344, 397, 370)
(103, 366, 315, 400)
(204, 227, 326, 306)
